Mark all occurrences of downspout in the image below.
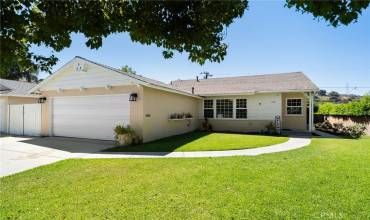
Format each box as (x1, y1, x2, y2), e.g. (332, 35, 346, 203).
(309, 92, 314, 132)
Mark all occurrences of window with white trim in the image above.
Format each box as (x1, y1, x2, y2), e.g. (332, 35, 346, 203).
(236, 99, 247, 119)
(286, 98, 302, 115)
(216, 99, 233, 118)
(203, 100, 214, 118)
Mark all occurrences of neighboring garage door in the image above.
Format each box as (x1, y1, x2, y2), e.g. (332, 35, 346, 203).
(0, 99, 6, 133)
(8, 104, 42, 136)
(52, 94, 130, 140)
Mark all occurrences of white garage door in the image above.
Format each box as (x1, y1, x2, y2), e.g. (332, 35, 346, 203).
(8, 104, 42, 136)
(0, 99, 6, 133)
(52, 94, 130, 140)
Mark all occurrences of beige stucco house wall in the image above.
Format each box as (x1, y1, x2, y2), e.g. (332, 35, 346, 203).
(142, 87, 200, 142)
(281, 92, 308, 131)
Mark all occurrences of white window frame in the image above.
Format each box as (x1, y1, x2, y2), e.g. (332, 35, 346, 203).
(203, 99, 214, 118)
(286, 98, 303, 116)
(202, 98, 249, 120)
(216, 99, 234, 119)
(235, 99, 248, 119)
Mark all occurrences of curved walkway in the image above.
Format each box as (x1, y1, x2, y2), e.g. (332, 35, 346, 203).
(81, 136, 311, 159)
(1, 135, 311, 177)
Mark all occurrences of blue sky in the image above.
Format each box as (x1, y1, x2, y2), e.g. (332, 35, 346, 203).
(34, 1, 370, 95)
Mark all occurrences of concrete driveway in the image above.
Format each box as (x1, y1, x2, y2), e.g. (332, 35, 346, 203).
(0, 136, 114, 177)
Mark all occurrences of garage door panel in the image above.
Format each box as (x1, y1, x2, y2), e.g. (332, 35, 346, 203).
(9, 105, 23, 135)
(53, 102, 129, 110)
(53, 109, 129, 117)
(53, 95, 130, 140)
(53, 115, 129, 121)
(53, 96, 128, 105)
(24, 104, 42, 136)
(53, 118, 129, 127)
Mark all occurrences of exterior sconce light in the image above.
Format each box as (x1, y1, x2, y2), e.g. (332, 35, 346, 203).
(129, 93, 138, 101)
(37, 97, 47, 103)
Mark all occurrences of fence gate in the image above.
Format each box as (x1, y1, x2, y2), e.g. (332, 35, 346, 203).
(9, 104, 41, 136)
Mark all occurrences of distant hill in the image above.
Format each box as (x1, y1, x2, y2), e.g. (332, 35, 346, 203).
(316, 93, 362, 103)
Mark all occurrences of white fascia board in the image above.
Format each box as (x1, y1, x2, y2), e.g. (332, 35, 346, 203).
(0, 94, 41, 98)
(199, 92, 256, 97)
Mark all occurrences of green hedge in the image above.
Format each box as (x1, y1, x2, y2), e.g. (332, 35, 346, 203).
(317, 95, 370, 116)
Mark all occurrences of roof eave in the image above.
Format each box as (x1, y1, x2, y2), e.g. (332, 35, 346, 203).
(1, 94, 41, 98)
(197, 89, 319, 97)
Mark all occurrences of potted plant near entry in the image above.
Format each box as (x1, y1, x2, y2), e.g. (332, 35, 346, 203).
(114, 124, 136, 146)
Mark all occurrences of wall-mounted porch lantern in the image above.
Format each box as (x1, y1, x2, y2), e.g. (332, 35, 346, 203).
(37, 97, 47, 103)
(129, 93, 138, 101)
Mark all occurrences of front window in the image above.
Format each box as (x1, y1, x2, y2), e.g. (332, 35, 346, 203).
(286, 98, 302, 115)
(236, 99, 247, 119)
(216, 99, 233, 118)
(203, 100, 214, 118)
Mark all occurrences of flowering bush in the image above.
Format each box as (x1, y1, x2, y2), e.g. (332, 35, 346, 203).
(346, 124, 366, 139)
(315, 121, 366, 139)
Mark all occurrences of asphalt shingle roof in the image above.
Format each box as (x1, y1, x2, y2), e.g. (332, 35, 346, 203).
(0, 78, 37, 95)
(170, 72, 319, 96)
(75, 56, 194, 96)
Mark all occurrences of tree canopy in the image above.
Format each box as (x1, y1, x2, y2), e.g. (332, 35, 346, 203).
(1, 63, 39, 82)
(121, 65, 136, 75)
(1, 0, 369, 79)
(328, 91, 341, 103)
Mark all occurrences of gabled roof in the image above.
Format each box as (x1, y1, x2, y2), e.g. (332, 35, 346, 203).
(0, 78, 37, 96)
(171, 72, 319, 96)
(30, 56, 200, 98)
(74, 56, 184, 94)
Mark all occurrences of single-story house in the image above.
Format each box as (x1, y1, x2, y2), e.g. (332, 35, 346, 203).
(1, 56, 319, 142)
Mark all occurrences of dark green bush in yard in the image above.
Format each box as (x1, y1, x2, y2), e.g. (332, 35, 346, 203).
(317, 95, 370, 116)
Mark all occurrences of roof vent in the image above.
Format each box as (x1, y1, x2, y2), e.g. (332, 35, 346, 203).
(76, 62, 88, 72)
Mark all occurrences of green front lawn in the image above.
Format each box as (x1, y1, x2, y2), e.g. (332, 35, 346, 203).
(106, 131, 289, 152)
(1, 137, 369, 219)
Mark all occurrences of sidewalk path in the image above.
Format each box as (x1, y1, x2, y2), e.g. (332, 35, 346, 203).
(81, 136, 311, 159)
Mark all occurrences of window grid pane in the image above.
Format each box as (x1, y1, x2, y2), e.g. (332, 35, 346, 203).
(236, 99, 247, 108)
(204, 109, 214, 118)
(236, 99, 247, 119)
(203, 100, 214, 118)
(236, 109, 247, 119)
(287, 99, 302, 115)
(216, 99, 233, 118)
(287, 99, 301, 107)
(204, 100, 213, 109)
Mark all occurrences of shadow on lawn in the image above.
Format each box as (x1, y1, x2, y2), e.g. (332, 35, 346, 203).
(20, 136, 115, 153)
(104, 131, 211, 153)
